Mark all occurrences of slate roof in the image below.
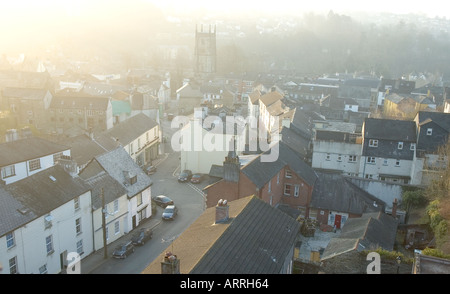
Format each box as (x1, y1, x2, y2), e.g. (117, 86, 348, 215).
(142, 196, 300, 274)
(56, 134, 109, 167)
(290, 108, 313, 140)
(241, 141, 317, 189)
(2, 87, 49, 100)
(363, 118, 416, 142)
(310, 171, 385, 215)
(91, 147, 152, 197)
(96, 113, 158, 148)
(280, 126, 310, 159)
(50, 95, 110, 110)
(248, 89, 261, 105)
(84, 171, 127, 210)
(416, 111, 450, 132)
(0, 165, 90, 237)
(259, 90, 283, 107)
(321, 211, 398, 260)
(0, 137, 70, 167)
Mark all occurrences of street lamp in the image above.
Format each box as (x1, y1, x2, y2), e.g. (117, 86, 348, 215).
(396, 256, 402, 274)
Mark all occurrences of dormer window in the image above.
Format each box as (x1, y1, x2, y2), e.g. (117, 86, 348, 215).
(398, 142, 403, 150)
(368, 139, 378, 147)
(410, 143, 416, 151)
(44, 215, 53, 229)
(427, 128, 433, 136)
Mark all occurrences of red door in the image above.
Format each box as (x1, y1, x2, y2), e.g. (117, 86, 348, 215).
(334, 214, 342, 229)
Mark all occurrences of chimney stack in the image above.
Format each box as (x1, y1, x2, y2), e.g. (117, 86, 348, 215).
(161, 252, 180, 274)
(215, 199, 229, 224)
(392, 198, 398, 218)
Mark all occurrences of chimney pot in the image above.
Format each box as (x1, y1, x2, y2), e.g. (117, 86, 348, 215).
(215, 199, 229, 224)
(392, 198, 398, 218)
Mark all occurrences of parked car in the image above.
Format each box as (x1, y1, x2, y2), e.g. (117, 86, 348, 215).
(162, 205, 178, 220)
(190, 173, 203, 184)
(152, 195, 174, 208)
(112, 241, 135, 259)
(178, 170, 192, 182)
(144, 165, 157, 175)
(131, 228, 153, 246)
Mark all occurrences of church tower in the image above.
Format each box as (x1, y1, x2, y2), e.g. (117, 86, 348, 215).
(194, 24, 216, 76)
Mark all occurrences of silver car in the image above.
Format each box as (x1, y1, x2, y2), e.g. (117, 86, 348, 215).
(162, 205, 178, 220)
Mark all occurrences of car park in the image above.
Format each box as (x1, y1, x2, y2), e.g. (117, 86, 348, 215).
(190, 173, 203, 184)
(152, 195, 174, 208)
(162, 205, 178, 220)
(178, 170, 192, 182)
(131, 228, 153, 246)
(112, 241, 135, 259)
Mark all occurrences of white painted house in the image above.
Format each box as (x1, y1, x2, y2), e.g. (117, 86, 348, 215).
(0, 136, 71, 185)
(178, 115, 246, 174)
(79, 147, 153, 233)
(0, 165, 93, 274)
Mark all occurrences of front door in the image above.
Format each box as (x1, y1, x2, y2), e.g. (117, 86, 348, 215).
(132, 215, 136, 229)
(334, 214, 342, 229)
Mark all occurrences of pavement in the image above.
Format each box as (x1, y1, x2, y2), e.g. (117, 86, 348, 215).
(75, 153, 170, 274)
(78, 217, 162, 274)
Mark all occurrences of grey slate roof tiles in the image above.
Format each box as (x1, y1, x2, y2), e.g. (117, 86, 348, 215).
(189, 196, 300, 274)
(0, 137, 70, 167)
(93, 147, 152, 197)
(0, 165, 90, 237)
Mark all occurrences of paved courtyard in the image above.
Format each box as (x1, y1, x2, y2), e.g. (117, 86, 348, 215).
(297, 227, 340, 261)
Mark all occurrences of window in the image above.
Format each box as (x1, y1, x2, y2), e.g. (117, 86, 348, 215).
(105, 227, 109, 240)
(268, 180, 271, 193)
(395, 160, 400, 167)
(39, 264, 48, 274)
(410, 143, 416, 151)
(9, 257, 18, 274)
(383, 158, 388, 166)
(285, 170, 292, 178)
(75, 218, 82, 235)
(367, 157, 376, 164)
(337, 154, 342, 162)
(46, 235, 54, 254)
(294, 185, 300, 197)
(6, 232, 15, 249)
(138, 138, 141, 150)
(348, 155, 357, 163)
(76, 240, 84, 255)
(29, 159, 41, 171)
(365, 174, 374, 179)
(146, 132, 149, 142)
(368, 139, 378, 147)
(326, 153, 331, 161)
(277, 173, 280, 184)
(1, 165, 15, 178)
(44, 215, 53, 229)
(114, 199, 119, 212)
(114, 221, 120, 235)
(53, 152, 63, 164)
(284, 184, 291, 196)
(427, 128, 433, 136)
(130, 143, 134, 154)
(74, 197, 80, 211)
(398, 142, 403, 150)
(136, 194, 142, 206)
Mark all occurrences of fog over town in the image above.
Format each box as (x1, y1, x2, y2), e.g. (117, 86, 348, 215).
(1, 0, 450, 278)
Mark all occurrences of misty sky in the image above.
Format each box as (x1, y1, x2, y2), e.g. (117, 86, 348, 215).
(0, 0, 448, 55)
